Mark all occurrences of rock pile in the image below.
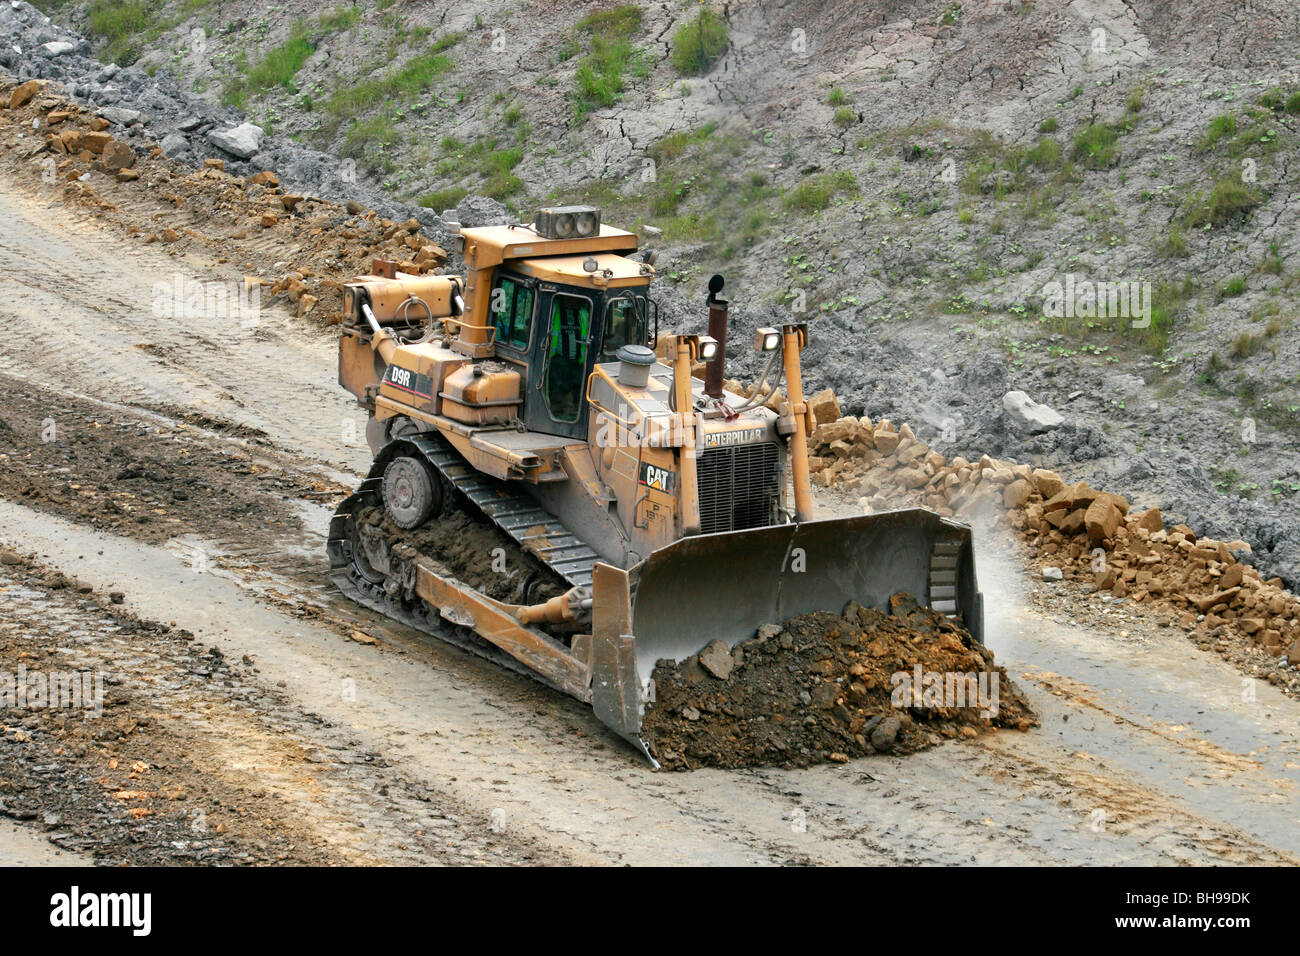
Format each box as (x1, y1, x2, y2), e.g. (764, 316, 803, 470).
(1, 79, 447, 320)
(803, 389, 1300, 666)
(0, 0, 443, 234)
(642, 594, 1036, 771)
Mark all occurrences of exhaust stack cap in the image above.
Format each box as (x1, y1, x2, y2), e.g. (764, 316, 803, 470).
(616, 344, 655, 389)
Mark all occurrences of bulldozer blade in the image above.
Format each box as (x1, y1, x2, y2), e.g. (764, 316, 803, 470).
(625, 508, 982, 710)
(591, 562, 659, 768)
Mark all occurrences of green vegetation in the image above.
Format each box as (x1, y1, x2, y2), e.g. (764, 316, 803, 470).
(1158, 227, 1188, 258)
(1197, 106, 1284, 157)
(1124, 85, 1146, 113)
(833, 106, 856, 127)
(1141, 279, 1194, 354)
(225, 8, 392, 108)
(1038, 116, 1058, 134)
(482, 145, 525, 199)
(1183, 175, 1262, 228)
(326, 35, 463, 117)
(1200, 112, 1236, 150)
(782, 170, 857, 213)
(320, 5, 361, 32)
(1230, 331, 1263, 359)
(570, 5, 646, 120)
(1287, 91, 1300, 114)
(1022, 136, 1064, 170)
(827, 87, 849, 107)
(1258, 87, 1286, 112)
(1070, 123, 1119, 169)
(82, 0, 213, 64)
(245, 19, 315, 92)
(343, 113, 398, 158)
(648, 123, 718, 164)
(418, 186, 469, 212)
(1260, 242, 1284, 275)
(1040, 277, 1191, 355)
(1219, 276, 1246, 298)
(670, 7, 728, 76)
(85, 0, 149, 64)
(946, 127, 1076, 204)
(551, 124, 771, 260)
(430, 136, 527, 202)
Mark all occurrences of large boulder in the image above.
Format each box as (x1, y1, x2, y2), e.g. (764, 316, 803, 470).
(160, 132, 188, 158)
(454, 195, 511, 227)
(1002, 390, 1064, 434)
(8, 80, 41, 110)
(207, 122, 265, 159)
(98, 106, 142, 126)
(809, 388, 841, 425)
(100, 139, 136, 171)
(1084, 498, 1121, 543)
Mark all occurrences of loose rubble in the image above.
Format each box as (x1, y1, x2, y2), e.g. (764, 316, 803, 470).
(797, 388, 1300, 689)
(0, 78, 450, 320)
(643, 594, 1036, 771)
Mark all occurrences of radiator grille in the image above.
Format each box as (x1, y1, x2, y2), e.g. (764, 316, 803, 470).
(697, 442, 782, 534)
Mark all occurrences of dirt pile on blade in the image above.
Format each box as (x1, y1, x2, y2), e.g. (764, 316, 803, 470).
(642, 594, 1036, 771)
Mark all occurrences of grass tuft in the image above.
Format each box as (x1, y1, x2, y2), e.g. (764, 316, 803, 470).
(670, 8, 728, 76)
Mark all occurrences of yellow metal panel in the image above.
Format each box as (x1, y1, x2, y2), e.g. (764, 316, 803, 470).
(460, 223, 638, 270)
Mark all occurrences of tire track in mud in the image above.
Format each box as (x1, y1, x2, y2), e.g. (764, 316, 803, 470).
(0, 180, 370, 473)
(0, 554, 567, 865)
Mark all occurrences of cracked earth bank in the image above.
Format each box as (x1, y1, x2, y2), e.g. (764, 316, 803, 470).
(0, 177, 1297, 865)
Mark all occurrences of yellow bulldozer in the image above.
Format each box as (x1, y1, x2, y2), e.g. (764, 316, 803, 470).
(328, 205, 983, 764)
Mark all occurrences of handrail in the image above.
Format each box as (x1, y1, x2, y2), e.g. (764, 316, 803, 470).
(585, 368, 643, 431)
(441, 314, 498, 343)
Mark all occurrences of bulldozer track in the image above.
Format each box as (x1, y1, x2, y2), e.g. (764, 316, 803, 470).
(378, 432, 602, 591)
(417, 436, 603, 591)
(326, 479, 570, 695)
(325, 430, 599, 695)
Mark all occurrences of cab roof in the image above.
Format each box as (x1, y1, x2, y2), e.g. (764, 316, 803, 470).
(513, 253, 652, 288)
(459, 223, 638, 271)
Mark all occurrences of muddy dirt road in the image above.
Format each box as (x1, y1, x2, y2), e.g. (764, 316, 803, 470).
(1, 178, 1298, 865)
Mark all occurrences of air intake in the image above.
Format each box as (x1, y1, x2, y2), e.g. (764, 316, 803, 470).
(534, 205, 602, 240)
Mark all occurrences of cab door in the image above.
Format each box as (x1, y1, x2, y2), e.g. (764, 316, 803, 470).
(525, 287, 596, 438)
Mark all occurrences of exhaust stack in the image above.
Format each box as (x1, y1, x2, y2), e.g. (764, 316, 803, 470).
(704, 274, 728, 398)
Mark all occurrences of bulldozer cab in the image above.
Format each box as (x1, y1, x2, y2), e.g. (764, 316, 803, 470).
(489, 266, 653, 439)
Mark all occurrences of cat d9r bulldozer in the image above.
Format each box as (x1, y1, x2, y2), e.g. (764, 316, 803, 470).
(328, 205, 983, 764)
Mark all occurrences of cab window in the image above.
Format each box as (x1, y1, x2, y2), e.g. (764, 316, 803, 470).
(599, 294, 646, 361)
(491, 275, 534, 350)
(544, 294, 592, 423)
